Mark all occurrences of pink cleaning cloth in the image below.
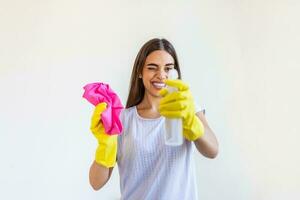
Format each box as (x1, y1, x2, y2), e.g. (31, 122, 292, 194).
(82, 82, 124, 135)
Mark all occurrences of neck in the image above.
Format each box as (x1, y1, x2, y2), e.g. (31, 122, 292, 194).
(138, 92, 161, 111)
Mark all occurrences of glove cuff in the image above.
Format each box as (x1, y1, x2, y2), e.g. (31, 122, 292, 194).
(183, 116, 204, 141)
(94, 136, 118, 168)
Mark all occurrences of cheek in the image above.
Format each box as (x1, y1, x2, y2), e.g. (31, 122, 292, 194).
(142, 71, 154, 80)
(142, 77, 151, 87)
(142, 75, 154, 88)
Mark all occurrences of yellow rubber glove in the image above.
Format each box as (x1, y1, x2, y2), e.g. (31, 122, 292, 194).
(90, 102, 117, 168)
(159, 79, 204, 141)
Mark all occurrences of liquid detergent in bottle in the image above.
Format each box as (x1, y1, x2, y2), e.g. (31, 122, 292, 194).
(164, 68, 184, 146)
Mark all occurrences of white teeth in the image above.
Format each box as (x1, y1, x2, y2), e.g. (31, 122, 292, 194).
(152, 82, 166, 89)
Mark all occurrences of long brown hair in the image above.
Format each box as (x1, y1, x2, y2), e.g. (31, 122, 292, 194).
(126, 38, 182, 108)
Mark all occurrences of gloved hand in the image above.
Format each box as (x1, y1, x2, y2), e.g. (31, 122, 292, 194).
(90, 102, 117, 168)
(159, 79, 204, 141)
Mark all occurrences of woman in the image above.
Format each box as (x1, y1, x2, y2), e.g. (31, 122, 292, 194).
(89, 38, 219, 200)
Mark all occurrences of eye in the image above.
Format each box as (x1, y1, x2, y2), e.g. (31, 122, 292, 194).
(147, 66, 157, 70)
(165, 67, 174, 72)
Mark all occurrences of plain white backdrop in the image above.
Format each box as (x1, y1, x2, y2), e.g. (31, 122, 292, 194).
(0, 0, 299, 199)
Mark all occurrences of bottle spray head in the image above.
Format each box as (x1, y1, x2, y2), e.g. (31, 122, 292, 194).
(167, 68, 179, 80)
(166, 69, 179, 93)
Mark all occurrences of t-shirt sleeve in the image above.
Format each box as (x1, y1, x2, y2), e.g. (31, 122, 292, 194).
(117, 109, 126, 162)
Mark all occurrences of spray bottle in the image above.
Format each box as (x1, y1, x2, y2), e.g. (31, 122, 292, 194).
(164, 69, 184, 146)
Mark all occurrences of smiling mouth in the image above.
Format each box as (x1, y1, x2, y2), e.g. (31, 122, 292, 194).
(151, 82, 166, 89)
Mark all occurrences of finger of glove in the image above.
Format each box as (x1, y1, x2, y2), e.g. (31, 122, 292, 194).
(91, 124, 106, 140)
(90, 102, 107, 128)
(159, 88, 169, 97)
(95, 102, 107, 114)
(164, 79, 189, 91)
(159, 100, 188, 112)
(160, 91, 187, 105)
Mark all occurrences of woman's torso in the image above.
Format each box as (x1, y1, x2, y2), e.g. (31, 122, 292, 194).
(117, 106, 199, 200)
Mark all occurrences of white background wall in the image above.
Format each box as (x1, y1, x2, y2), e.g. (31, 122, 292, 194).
(1, 0, 299, 199)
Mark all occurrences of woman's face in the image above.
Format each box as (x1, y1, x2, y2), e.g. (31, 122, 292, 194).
(141, 50, 175, 98)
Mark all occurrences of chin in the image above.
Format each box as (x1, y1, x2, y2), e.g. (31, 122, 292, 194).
(146, 90, 162, 98)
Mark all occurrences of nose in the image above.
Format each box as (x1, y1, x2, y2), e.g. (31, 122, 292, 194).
(156, 69, 167, 80)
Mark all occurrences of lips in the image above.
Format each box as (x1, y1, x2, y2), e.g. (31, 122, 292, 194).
(151, 81, 166, 89)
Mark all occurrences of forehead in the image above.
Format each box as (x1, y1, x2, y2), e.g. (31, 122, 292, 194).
(145, 50, 174, 64)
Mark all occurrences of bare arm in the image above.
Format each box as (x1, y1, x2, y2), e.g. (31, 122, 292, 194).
(89, 160, 114, 190)
(193, 111, 219, 158)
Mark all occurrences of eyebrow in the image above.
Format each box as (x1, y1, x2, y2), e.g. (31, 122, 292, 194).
(146, 63, 174, 67)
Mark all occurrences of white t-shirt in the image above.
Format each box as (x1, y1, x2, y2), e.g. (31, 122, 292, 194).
(117, 105, 204, 200)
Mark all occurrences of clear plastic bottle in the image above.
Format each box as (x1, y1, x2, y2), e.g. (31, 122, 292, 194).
(164, 69, 184, 146)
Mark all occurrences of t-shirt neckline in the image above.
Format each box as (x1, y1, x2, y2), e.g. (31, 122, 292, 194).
(134, 106, 163, 121)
